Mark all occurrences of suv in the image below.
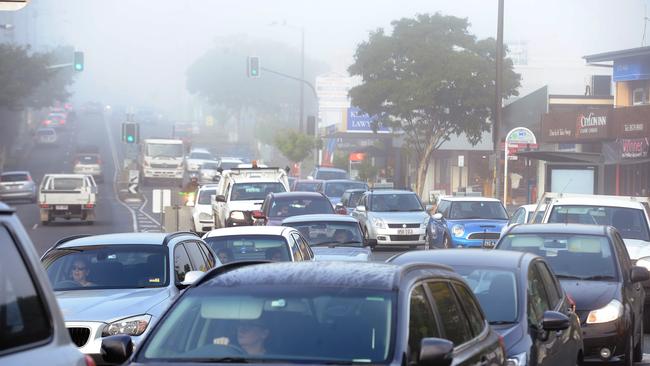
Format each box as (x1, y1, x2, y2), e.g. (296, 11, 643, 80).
(40, 232, 220, 364)
(100, 261, 506, 365)
(0, 203, 89, 365)
(0, 170, 37, 203)
(73, 153, 103, 183)
(309, 166, 349, 180)
(254, 191, 335, 226)
(352, 190, 429, 248)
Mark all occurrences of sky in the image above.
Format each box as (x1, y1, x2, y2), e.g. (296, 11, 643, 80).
(1, 0, 648, 119)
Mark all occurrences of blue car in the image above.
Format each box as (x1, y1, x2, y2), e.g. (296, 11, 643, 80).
(428, 197, 509, 248)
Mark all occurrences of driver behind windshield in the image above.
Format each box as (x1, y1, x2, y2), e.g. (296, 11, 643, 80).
(70, 258, 94, 287)
(333, 229, 352, 244)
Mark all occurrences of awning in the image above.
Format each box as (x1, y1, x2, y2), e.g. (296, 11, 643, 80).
(517, 149, 650, 165)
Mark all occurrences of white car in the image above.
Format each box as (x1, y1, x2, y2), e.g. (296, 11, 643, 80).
(508, 204, 546, 225)
(191, 185, 219, 233)
(217, 157, 244, 171)
(185, 148, 215, 172)
(198, 161, 220, 184)
(35, 127, 58, 146)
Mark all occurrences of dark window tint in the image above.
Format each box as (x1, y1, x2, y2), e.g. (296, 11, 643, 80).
(0, 226, 51, 354)
(347, 191, 364, 208)
(527, 266, 551, 324)
(548, 205, 650, 241)
(291, 237, 304, 261)
(292, 234, 313, 260)
(184, 242, 208, 272)
(408, 285, 440, 361)
(205, 235, 291, 262)
(269, 196, 335, 217)
(535, 262, 561, 309)
(0, 174, 29, 182)
(449, 201, 508, 220)
(294, 182, 320, 192)
(453, 283, 486, 336)
(428, 282, 473, 346)
(437, 200, 451, 217)
(174, 245, 193, 282)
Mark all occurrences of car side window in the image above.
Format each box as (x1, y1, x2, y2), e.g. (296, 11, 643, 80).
(510, 208, 524, 224)
(535, 262, 561, 309)
(437, 200, 451, 217)
(198, 242, 217, 268)
(296, 234, 313, 260)
(290, 237, 304, 261)
(427, 281, 473, 346)
(184, 242, 208, 272)
(613, 232, 632, 271)
(173, 244, 193, 282)
(452, 282, 486, 337)
(528, 265, 551, 324)
(0, 226, 52, 354)
(408, 284, 440, 361)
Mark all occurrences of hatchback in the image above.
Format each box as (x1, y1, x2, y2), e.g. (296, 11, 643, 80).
(0, 170, 37, 202)
(254, 191, 335, 226)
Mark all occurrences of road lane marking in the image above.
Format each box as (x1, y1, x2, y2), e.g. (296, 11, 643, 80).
(32, 224, 38, 230)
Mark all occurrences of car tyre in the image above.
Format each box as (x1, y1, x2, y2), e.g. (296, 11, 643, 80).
(634, 319, 643, 362)
(625, 332, 634, 366)
(644, 306, 650, 333)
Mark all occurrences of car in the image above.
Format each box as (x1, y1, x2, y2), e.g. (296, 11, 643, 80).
(335, 188, 367, 215)
(217, 157, 245, 171)
(35, 127, 58, 146)
(40, 232, 220, 364)
(291, 178, 324, 192)
(497, 223, 650, 365)
(428, 196, 509, 249)
(388, 249, 584, 366)
(254, 191, 336, 226)
(318, 179, 369, 206)
(0, 170, 37, 202)
(0, 203, 90, 365)
(38, 174, 97, 225)
(198, 161, 220, 184)
(351, 190, 430, 249)
(281, 214, 373, 261)
(44, 112, 67, 129)
(185, 148, 216, 172)
(508, 204, 546, 225)
(100, 261, 506, 366)
(287, 176, 297, 190)
(203, 226, 314, 263)
(72, 153, 103, 183)
(190, 184, 219, 233)
(309, 166, 350, 180)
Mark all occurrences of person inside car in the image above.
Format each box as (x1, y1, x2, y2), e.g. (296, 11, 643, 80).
(70, 258, 94, 287)
(333, 229, 351, 244)
(265, 248, 284, 261)
(216, 248, 234, 264)
(213, 318, 271, 356)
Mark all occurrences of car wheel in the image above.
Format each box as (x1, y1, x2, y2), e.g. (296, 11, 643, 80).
(634, 319, 644, 362)
(625, 332, 634, 366)
(644, 306, 650, 333)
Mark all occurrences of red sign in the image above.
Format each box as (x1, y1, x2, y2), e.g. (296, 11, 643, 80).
(349, 152, 366, 162)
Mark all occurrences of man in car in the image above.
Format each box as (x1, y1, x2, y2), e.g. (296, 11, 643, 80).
(333, 229, 351, 244)
(216, 248, 233, 264)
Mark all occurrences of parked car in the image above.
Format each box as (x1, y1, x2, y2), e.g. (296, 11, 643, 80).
(40, 232, 219, 364)
(185, 148, 216, 172)
(292, 178, 323, 192)
(318, 179, 369, 206)
(282, 214, 373, 261)
(72, 153, 103, 183)
(389, 249, 584, 366)
(428, 196, 509, 249)
(497, 223, 649, 365)
(100, 261, 506, 365)
(335, 188, 367, 215)
(352, 190, 429, 249)
(0, 170, 37, 202)
(35, 127, 58, 146)
(309, 166, 349, 180)
(254, 191, 335, 226)
(0, 203, 89, 365)
(190, 184, 219, 233)
(508, 204, 546, 225)
(203, 226, 314, 263)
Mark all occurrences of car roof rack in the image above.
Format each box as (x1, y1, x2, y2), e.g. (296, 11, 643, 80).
(194, 260, 271, 287)
(162, 231, 199, 246)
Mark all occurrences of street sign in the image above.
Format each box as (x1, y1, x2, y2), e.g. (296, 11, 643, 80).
(0, 0, 29, 11)
(128, 170, 139, 194)
(152, 189, 171, 214)
(504, 127, 537, 205)
(458, 155, 465, 168)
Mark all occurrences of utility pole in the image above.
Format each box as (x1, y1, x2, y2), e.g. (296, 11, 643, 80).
(299, 27, 305, 133)
(493, 0, 504, 201)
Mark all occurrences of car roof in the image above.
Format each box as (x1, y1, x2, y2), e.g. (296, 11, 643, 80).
(322, 179, 366, 184)
(550, 197, 643, 209)
(440, 196, 502, 202)
(506, 223, 609, 236)
(204, 226, 294, 238)
(366, 189, 416, 195)
(56, 233, 171, 248)
(389, 249, 534, 270)
(270, 192, 326, 199)
(281, 214, 359, 224)
(1, 171, 30, 176)
(220, 158, 244, 163)
(295, 179, 323, 183)
(190, 148, 211, 153)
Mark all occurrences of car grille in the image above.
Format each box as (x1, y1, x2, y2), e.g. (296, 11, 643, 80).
(387, 223, 420, 229)
(151, 163, 178, 169)
(67, 327, 90, 347)
(467, 232, 500, 240)
(390, 235, 421, 241)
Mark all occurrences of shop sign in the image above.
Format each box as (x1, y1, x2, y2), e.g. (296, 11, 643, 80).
(614, 104, 650, 139)
(575, 112, 607, 137)
(541, 107, 612, 143)
(345, 107, 391, 133)
(349, 152, 366, 162)
(620, 138, 649, 159)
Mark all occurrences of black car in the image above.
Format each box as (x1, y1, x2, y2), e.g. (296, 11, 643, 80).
(388, 249, 583, 366)
(101, 261, 506, 365)
(254, 191, 335, 226)
(497, 224, 650, 365)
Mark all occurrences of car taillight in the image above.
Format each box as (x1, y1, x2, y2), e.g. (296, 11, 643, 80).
(85, 203, 94, 208)
(40, 204, 49, 208)
(60, 119, 66, 124)
(85, 355, 96, 366)
(43, 120, 51, 125)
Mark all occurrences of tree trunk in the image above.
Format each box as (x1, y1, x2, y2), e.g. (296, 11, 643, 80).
(415, 138, 437, 200)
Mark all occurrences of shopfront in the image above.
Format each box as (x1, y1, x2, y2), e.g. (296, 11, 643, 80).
(608, 104, 650, 196)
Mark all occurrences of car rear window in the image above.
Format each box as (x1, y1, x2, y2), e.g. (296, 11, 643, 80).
(76, 155, 99, 164)
(548, 205, 650, 241)
(204, 235, 290, 263)
(0, 174, 29, 182)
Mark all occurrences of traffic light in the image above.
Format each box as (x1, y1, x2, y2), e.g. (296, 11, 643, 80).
(122, 122, 139, 143)
(73, 51, 84, 72)
(247, 56, 260, 78)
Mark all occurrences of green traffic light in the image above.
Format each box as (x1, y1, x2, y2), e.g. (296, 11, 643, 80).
(75, 63, 83, 71)
(127, 135, 134, 143)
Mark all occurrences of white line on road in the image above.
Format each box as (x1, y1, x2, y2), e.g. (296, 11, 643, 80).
(32, 224, 38, 230)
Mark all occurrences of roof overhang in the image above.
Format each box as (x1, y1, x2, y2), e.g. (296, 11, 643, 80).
(584, 46, 650, 63)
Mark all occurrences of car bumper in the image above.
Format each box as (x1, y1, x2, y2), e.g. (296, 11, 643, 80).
(74, 168, 102, 176)
(66, 321, 147, 365)
(144, 169, 183, 179)
(581, 319, 627, 363)
(371, 228, 427, 245)
(451, 236, 499, 248)
(197, 220, 213, 232)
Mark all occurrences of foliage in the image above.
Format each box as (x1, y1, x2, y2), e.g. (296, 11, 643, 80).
(27, 45, 78, 109)
(332, 151, 349, 171)
(274, 129, 316, 163)
(357, 155, 378, 182)
(0, 44, 50, 109)
(348, 13, 520, 196)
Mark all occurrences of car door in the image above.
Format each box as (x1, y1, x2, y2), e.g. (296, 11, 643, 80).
(183, 241, 210, 272)
(527, 263, 564, 366)
(433, 200, 451, 235)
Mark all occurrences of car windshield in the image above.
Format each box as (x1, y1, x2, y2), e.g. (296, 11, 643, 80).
(369, 193, 423, 212)
(324, 182, 367, 198)
(269, 197, 334, 217)
(230, 182, 285, 201)
(293, 181, 320, 192)
(76, 155, 98, 164)
(449, 201, 508, 220)
(284, 221, 363, 246)
(499, 234, 618, 281)
(204, 235, 291, 263)
(42, 245, 168, 290)
(146, 143, 183, 158)
(548, 205, 650, 241)
(1, 174, 29, 182)
(453, 266, 518, 324)
(315, 170, 348, 180)
(198, 189, 217, 205)
(140, 286, 394, 363)
(190, 152, 213, 160)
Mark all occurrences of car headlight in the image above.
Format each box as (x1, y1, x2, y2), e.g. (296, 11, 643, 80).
(229, 211, 245, 221)
(636, 257, 650, 272)
(506, 352, 527, 366)
(371, 217, 386, 229)
(586, 299, 623, 324)
(421, 216, 429, 228)
(452, 224, 465, 237)
(199, 212, 212, 221)
(102, 314, 151, 336)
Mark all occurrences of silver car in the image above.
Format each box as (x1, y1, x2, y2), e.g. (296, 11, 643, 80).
(198, 161, 220, 184)
(0, 170, 37, 202)
(351, 190, 430, 249)
(40, 232, 220, 364)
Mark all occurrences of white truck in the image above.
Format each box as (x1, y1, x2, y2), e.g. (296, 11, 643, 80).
(140, 138, 185, 185)
(212, 167, 290, 228)
(38, 174, 97, 225)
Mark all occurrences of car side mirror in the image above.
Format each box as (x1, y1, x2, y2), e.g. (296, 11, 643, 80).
(101, 335, 134, 364)
(432, 213, 443, 220)
(541, 310, 570, 331)
(418, 337, 454, 366)
(215, 195, 226, 203)
(179, 270, 204, 287)
(212, 175, 220, 182)
(364, 238, 377, 248)
(355, 205, 366, 212)
(252, 210, 266, 220)
(631, 266, 650, 283)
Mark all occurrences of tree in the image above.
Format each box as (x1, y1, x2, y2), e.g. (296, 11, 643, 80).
(348, 13, 520, 197)
(274, 129, 316, 164)
(27, 45, 78, 109)
(0, 44, 50, 109)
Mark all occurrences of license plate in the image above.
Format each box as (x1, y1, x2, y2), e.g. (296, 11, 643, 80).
(397, 228, 414, 235)
(55, 205, 68, 210)
(483, 240, 496, 248)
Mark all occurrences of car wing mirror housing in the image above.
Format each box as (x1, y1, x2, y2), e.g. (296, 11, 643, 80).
(215, 195, 226, 203)
(541, 310, 570, 331)
(631, 266, 650, 283)
(418, 337, 453, 366)
(355, 205, 366, 212)
(179, 270, 204, 287)
(432, 213, 443, 220)
(101, 335, 134, 364)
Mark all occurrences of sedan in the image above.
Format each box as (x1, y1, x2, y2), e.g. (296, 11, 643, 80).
(254, 191, 335, 226)
(389, 249, 583, 366)
(0, 170, 37, 202)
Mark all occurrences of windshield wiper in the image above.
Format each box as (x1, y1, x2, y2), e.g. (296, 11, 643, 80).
(192, 357, 249, 363)
(489, 320, 517, 325)
(555, 274, 583, 280)
(580, 275, 616, 281)
(311, 241, 363, 247)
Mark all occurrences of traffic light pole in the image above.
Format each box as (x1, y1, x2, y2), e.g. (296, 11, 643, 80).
(45, 63, 73, 70)
(260, 66, 318, 99)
